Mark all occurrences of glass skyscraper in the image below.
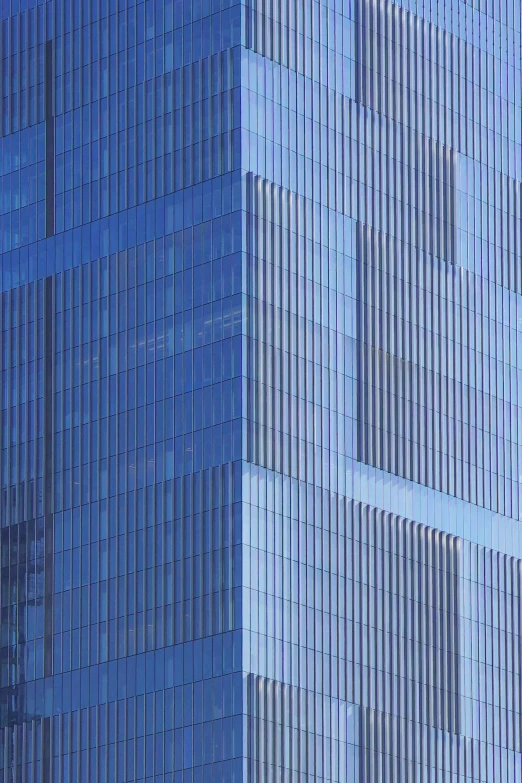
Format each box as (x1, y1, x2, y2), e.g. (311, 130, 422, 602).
(1, 0, 521, 780)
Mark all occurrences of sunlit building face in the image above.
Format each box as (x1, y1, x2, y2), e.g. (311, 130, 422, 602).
(0, 0, 521, 781)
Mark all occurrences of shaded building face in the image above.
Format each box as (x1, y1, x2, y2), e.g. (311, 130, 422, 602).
(1, 1, 522, 782)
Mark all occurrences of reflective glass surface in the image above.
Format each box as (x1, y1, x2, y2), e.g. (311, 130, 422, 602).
(1, 0, 522, 780)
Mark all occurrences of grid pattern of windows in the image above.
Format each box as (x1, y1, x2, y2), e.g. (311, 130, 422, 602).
(1, 670, 244, 782)
(246, 173, 357, 484)
(242, 462, 522, 780)
(1, 3, 247, 782)
(1, 0, 522, 780)
(357, 218, 522, 517)
(242, 0, 522, 778)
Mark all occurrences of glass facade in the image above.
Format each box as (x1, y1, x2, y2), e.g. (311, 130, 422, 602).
(0, 0, 521, 781)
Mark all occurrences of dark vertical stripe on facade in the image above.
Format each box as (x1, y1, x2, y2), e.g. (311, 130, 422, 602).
(355, 222, 367, 466)
(448, 148, 458, 266)
(244, 0, 253, 49)
(43, 277, 54, 514)
(45, 40, 55, 238)
(43, 277, 54, 679)
(246, 173, 255, 464)
(354, 0, 363, 105)
(41, 716, 52, 783)
(246, 674, 252, 781)
(0, 37, 3, 137)
(450, 536, 462, 736)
